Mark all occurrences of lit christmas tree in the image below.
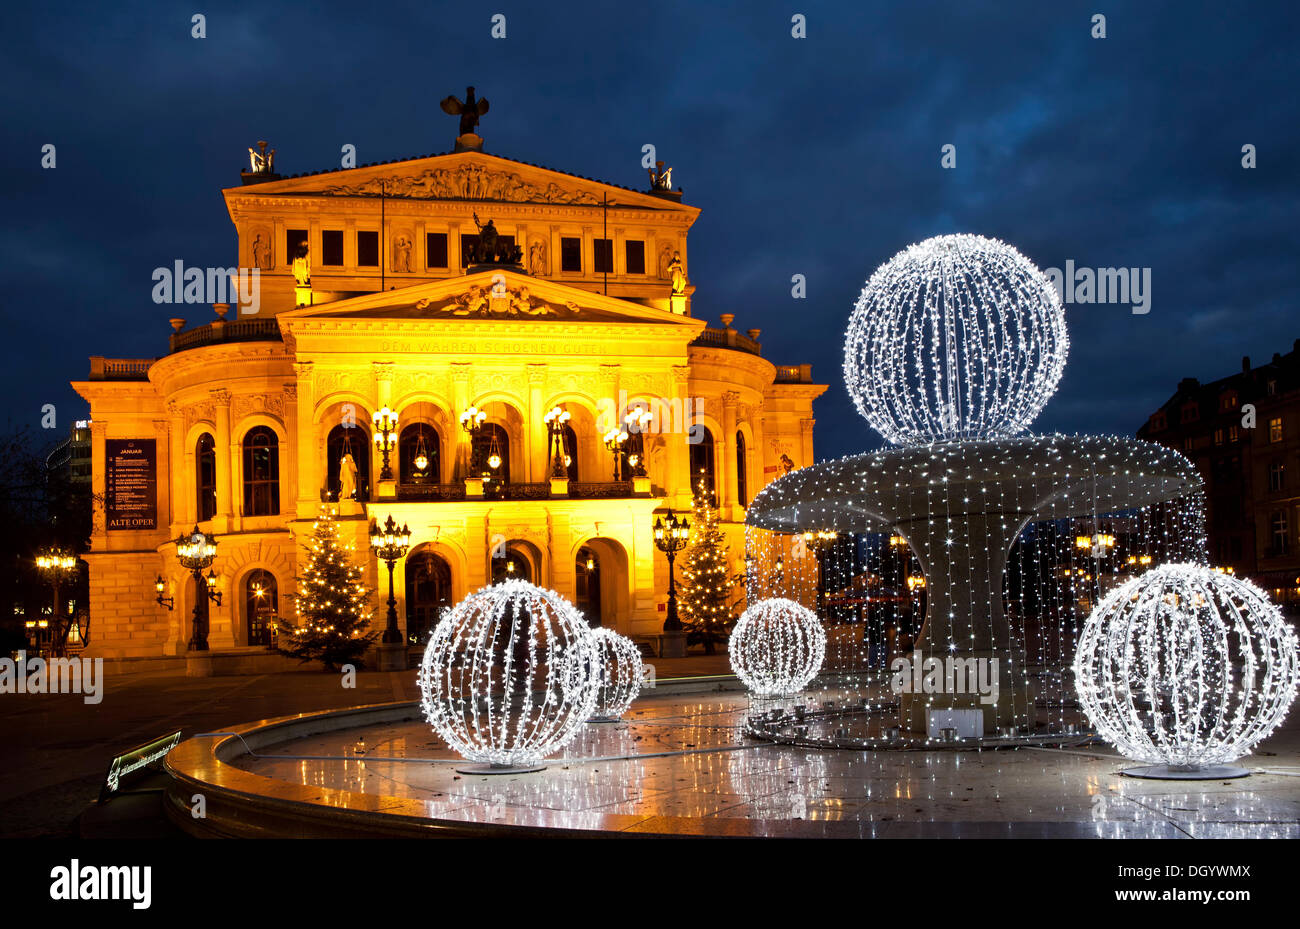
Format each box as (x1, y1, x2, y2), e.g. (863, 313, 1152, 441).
(276, 504, 377, 670)
(678, 479, 735, 654)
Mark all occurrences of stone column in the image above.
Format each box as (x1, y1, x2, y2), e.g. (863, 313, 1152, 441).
(526, 364, 546, 483)
(598, 363, 620, 480)
(721, 391, 739, 518)
(166, 404, 187, 529)
(799, 417, 815, 470)
(373, 361, 395, 500)
(293, 362, 317, 517)
(670, 365, 691, 506)
(282, 382, 299, 510)
(153, 419, 173, 531)
(450, 363, 471, 480)
(211, 389, 234, 531)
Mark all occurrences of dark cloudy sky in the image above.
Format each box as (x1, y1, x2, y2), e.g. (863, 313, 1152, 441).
(2, 0, 1296, 461)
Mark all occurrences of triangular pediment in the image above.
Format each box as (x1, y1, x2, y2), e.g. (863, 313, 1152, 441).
(278, 271, 705, 329)
(225, 150, 696, 213)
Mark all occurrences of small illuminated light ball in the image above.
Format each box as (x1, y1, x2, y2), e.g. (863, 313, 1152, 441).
(843, 233, 1068, 445)
(418, 579, 598, 772)
(730, 598, 826, 696)
(1073, 563, 1300, 779)
(586, 628, 644, 722)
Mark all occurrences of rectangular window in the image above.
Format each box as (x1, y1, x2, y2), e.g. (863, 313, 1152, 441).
(357, 231, 379, 267)
(1180, 404, 1199, 424)
(1269, 462, 1285, 492)
(1183, 437, 1194, 453)
(1214, 428, 1224, 446)
(561, 236, 582, 272)
(625, 240, 646, 274)
(1269, 417, 1283, 442)
(426, 232, 448, 269)
(1229, 425, 1240, 443)
(1271, 511, 1289, 555)
(321, 230, 344, 267)
(460, 234, 479, 267)
(593, 238, 613, 273)
(286, 229, 308, 267)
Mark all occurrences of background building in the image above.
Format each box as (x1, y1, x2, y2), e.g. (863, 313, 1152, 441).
(1139, 340, 1300, 610)
(72, 125, 825, 666)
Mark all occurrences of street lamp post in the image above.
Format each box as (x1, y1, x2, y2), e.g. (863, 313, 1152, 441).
(653, 509, 691, 633)
(372, 407, 399, 480)
(370, 515, 412, 645)
(624, 407, 652, 478)
(175, 526, 220, 651)
(460, 406, 486, 474)
(544, 405, 572, 478)
(603, 427, 628, 481)
(35, 550, 77, 656)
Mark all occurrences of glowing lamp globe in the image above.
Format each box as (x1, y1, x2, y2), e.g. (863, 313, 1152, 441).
(730, 598, 826, 696)
(587, 628, 644, 722)
(418, 579, 598, 771)
(1073, 563, 1300, 778)
(843, 233, 1068, 445)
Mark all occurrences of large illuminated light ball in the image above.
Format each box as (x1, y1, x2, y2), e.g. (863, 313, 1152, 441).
(1073, 563, 1299, 771)
(843, 233, 1068, 446)
(418, 579, 598, 769)
(587, 628, 644, 722)
(730, 598, 826, 696)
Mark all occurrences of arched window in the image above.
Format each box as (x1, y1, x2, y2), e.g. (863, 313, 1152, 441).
(196, 432, 217, 521)
(735, 431, 748, 507)
(563, 423, 579, 481)
(399, 423, 440, 484)
(245, 569, 278, 647)
(689, 426, 716, 504)
(326, 423, 370, 501)
(473, 423, 510, 487)
(404, 550, 452, 646)
(242, 427, 279, 516)
(575, 546, 601, 627)
(491, 546, 531, 583)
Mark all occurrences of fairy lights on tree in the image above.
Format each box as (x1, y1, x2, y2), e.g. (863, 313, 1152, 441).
(843, 233, 1068, 445)
(276, 504, 376, 671)
(587, 627, 643, 722)
(1073, 563, 1299, 778)
(678, 480, 734, 654)
(418, 579, 598, 771)
(730, 598, 826, 696)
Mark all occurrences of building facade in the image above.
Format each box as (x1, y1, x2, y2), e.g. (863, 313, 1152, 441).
(1138, 340, 1300, 610)
(73, 131, 826, 663)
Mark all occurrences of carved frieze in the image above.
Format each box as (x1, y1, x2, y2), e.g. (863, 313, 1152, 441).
(323, 164, 603, 204)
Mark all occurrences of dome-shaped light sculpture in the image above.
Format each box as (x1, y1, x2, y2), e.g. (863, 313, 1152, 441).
(418, 579, 598, 773)
(1073, 563, 1299, 779)
(730, 598, 826, 696)
(843, 233, 1068, 446)
(587, 627, 644, 722)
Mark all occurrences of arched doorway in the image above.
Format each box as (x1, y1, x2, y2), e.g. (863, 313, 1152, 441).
(404, 549, 452, 646)
(399, 423, 440, 485)
(244, 569, 278, 647)
(326, 423, 371, 502)
(575, 546, 601, 627)
(492, 543, 533, 584)
(689, 425, 715, 503)
(473, 423, 510, 490)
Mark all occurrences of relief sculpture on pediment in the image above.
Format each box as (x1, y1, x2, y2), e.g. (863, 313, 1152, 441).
(323, 163, 602, 204)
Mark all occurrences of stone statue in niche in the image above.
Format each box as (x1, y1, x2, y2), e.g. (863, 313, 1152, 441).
(528, 240, 548, 276)
(392, 235, 412, 273)
(339, 453, 359, 500)
(668, 251, 687, 295)
(252, 233, 272, 270)
(440, 86, 490, 137)
(292, 240, 311, 287)
(658, 244, 674, 279)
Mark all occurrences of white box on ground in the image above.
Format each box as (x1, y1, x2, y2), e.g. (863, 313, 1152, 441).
(927, 708, 984, 739)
